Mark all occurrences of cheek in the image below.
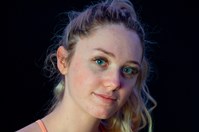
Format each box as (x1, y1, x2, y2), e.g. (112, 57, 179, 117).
(66, 58, 84, 97)
(119, 78, 138, 105)
(122, 87, 132, 99)
(68, 58, 98, 93)
(69, 63, 87, 90)
(118, 88, 132, 110)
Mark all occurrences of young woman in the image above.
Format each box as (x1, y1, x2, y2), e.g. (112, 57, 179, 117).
(17, 0, 156, 131)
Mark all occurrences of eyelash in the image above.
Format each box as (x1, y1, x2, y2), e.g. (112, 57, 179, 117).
(92, 56, 139, 78)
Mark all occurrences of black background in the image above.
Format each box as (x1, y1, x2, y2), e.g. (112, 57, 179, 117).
(6, 0, 196, 131)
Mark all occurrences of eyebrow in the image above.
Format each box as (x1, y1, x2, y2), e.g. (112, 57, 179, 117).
(94, 48, 141, 67)
(94, 48, 115, 58)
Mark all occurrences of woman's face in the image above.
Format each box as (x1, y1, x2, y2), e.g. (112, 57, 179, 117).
(64, 24, 142, 119)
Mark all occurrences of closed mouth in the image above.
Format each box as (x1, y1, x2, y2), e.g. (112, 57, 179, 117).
(93, 92, 117, 103)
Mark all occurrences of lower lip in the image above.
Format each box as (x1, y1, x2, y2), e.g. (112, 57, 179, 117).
(93, 93, 116, 104)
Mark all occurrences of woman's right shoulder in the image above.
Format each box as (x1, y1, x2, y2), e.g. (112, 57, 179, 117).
(16, 121, 41, 132)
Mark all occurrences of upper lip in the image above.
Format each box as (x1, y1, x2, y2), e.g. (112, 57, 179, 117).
(94, 93, 117, 100)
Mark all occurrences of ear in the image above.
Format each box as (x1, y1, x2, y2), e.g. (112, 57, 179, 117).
(57, 46, 68, 75)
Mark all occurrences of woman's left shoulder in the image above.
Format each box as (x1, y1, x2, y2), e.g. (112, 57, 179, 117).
(16, 121, 40, 132)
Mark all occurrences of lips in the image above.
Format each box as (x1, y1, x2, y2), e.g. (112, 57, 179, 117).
(93, 92, 117, 104)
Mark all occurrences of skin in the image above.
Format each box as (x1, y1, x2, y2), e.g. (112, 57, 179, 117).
(17, 24, 142, 132)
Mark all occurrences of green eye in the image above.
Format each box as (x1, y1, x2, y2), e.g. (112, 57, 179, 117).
(123, 67, 133, 74)
(122, 66, 138, 76)
(95, 58, 107, 67)
(96, 59, 105, 65)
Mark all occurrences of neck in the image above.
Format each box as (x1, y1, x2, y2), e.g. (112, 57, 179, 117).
(42, 94, 101, 132)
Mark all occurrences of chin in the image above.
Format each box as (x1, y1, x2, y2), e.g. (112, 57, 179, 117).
(92, 109, 116, 119)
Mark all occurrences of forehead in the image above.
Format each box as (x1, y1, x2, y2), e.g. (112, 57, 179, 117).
(75, 24, 143, 62)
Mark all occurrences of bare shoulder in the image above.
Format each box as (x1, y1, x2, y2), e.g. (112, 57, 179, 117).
(16, 122, 40, 132)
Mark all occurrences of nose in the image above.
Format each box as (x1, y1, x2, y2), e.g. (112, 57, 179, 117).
(102, 69, 122, 91)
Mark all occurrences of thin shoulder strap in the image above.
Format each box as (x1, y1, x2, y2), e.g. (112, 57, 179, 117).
(36, 119, 48, 132)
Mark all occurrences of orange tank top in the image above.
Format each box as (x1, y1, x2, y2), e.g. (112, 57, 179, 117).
(36, 119, 48, 132)
(36, 119, 104, 132)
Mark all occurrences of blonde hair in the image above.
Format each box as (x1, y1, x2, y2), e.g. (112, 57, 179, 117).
(44, 0, 157, 131)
